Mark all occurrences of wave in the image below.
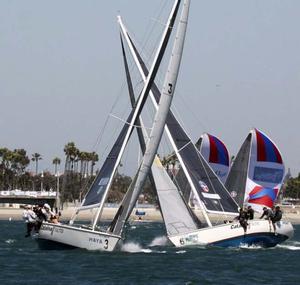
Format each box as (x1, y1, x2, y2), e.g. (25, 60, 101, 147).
(277, 244, 300, 251)
(149, 236, 168, 247)
(5, 239, 16, 244)
(175, 250, 186, 254)
(237, 243, 263, 250)
(121, 242, 152, 253)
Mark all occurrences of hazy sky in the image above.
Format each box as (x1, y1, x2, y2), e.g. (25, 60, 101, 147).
(1, 0, 300, 176)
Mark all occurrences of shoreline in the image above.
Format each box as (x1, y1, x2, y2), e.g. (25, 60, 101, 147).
(1, 205, 300, 224)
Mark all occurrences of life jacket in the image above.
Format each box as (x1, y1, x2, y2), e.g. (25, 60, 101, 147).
(274, 210, 282, 221)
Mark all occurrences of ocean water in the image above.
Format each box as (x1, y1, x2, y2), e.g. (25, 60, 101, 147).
(0, 220, 299, 285)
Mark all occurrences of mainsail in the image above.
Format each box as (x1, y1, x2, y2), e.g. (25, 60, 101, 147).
(225, 133, 251, 207)
(118, 17, 239, 221)
(226, 129, 285, 211)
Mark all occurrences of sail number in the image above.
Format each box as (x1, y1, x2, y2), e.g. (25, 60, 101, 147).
(168, 83, 173, 95)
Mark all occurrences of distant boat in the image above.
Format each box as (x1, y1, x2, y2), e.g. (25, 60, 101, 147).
(37, 0, 182, 251)
(196, 133, 230, 183)
(188, 133, 230, 209)
(122, 3, 294, 247)
(225, 128, 286, 212)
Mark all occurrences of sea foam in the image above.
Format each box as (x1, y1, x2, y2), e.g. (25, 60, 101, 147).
(121, 242, 152, 253)
(149, 236, 168, 247)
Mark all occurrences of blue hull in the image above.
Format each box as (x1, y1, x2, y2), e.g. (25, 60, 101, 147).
(211, 232, 288, 248)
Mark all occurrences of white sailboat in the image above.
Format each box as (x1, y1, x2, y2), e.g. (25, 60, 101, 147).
(120, 2, 294, 247)
(37, 0, 182, 251)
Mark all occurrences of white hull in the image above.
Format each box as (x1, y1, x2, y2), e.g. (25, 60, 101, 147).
(169, 219, 294, 248)
(37, 222, 121, 251)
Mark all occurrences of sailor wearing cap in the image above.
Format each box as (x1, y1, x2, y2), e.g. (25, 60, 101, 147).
(42, 203, 55, 222)
(22, 205, 37, 237)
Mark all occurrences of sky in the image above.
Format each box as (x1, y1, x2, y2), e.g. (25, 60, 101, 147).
(1, 0, 300, 176)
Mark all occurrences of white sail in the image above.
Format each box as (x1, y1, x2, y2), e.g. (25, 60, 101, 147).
(152, 156, 200, 235)
(111, 0, 188, 236)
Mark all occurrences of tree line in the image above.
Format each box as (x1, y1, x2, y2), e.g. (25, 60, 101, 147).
(0, 142, 156, 205)
(0, 144, 299, 203)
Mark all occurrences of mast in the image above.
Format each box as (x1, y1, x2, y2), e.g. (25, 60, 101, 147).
(92, 0, 180, 230)
(118, 6, 214, 226)
(120, 34, 200, 232)
(111, 0, 189, 235)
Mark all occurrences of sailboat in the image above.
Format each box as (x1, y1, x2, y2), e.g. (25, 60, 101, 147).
(188, 133, 230, 208)
(225, 128, 286, 212)
(120, 4, 294, 247)
(37, 0, 182, 251)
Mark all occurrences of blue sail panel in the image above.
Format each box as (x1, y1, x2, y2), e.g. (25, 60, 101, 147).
(81, 111, 134, 208)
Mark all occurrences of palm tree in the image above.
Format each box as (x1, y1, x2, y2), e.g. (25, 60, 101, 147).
(89, 152, 99, 176)
(78, 151, 89, 177)
(31, 153, 42, 175)
(63, 142, 79, 173)
(52, 157, 61, 175)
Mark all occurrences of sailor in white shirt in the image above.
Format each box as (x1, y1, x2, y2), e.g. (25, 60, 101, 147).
(22, 205, 37, 237)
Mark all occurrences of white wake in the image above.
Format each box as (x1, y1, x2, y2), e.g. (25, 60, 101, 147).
(121, 242, 152, 253)
(149, 236, 168, 247)
(277, 244, 300, 251)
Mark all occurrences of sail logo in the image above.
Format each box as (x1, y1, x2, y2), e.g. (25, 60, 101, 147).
(97, 177, 109, 194)
(88, 237, 103, 244)
(248, 186, 278, 208)
(199, 181, 209, 192)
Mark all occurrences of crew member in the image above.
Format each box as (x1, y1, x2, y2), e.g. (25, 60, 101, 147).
(260, 207, 274, 220)
(271, 206, 283, 232)
(246, 206, 254, 220)
(237, 208, 248, 235)
(22, 205, 37, 237)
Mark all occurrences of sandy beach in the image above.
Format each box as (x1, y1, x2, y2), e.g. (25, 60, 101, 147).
(1, 205, 300, 224)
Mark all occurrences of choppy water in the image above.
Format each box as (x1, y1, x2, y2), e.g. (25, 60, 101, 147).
(0, 220, 299, 285)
